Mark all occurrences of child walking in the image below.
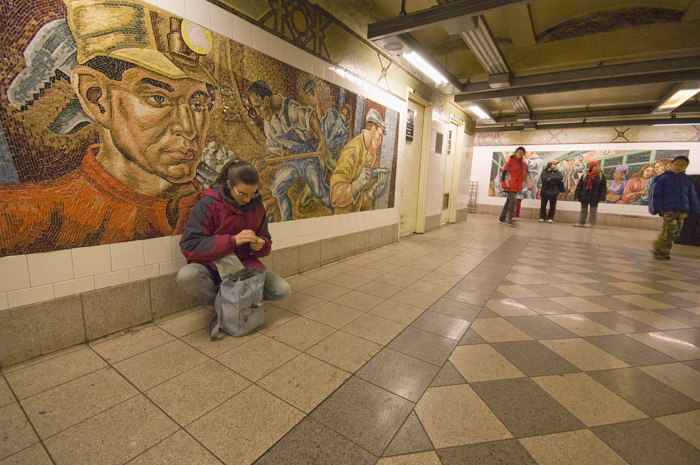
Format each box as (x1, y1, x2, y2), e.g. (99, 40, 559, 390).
(649, 156, 700, 259)
(574, 161, 607, 228)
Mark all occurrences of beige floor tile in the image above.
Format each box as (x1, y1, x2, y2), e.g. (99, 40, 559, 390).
(186, 385, 303, 465)
(113, 340, 209, 391)
(608, 282, 661, 294)
(374, 273, 416, 288)
(273, 291, 327, 315)
(604, 272, 649, 282)
(486, 299, 537, 317)
(155, 307, 213, 337)
(410, 280, 453, 297)
(22, 367, 138, 437)
(286, 275, 321, 292)
(44, 396, 178, 465)
(533, 372, 646, 427)
(0, 443, 52, 465)
(540, 338, 629, 371)
(126, 430, 221, 464)
(376, 451, 443, 465)
(181, 328, 261, 358)
(549, 297, 610, 313)
(334, 290, 386, 311)
(640, 363, 700, 402)
(216, 334, 299, 381)
(651, 270, 696, 280)
(495, 285, 540, 299)
(659, 280, 700, 292)
(390, 289, 440, 309)
(505, 274, 552, 285)
(258, 354, 350, 413)
(618, 310, 691, 330)
(256, 305, 298, 333)
(303, 302, 363, 329)
(627, 332, 700, 361)
(4, 347, 106, 400)
(306, 331, 381, 372)
(342, 314, 406, 345)
(345, 267, 385, 280)
(304, 282, 352, 301)
(551, 284, 603, 297)
(301, 268, 344, 282)
(545, 314, 618, 337)
(325, 273, 372, 290)
(470, 319, 533, 343)
(145, 360, 250, 426)
(449, 344, 525, 382)
(511, 265, 547, 274)
(0, 403, 38, 460)
(90, 325, 175, 364)
(557, 274, 600, 284)
(656, 410, 700, 449)
(669, 292, 700, 304)
(369, 300, 425, 325)
(266, 317, 335, 351)
(414, 384, 512, 448)
(0, 379, 14, 408)
(519, 429, 628, 465)
(612, 295, 672, 310)
(356, 280, 404, 299)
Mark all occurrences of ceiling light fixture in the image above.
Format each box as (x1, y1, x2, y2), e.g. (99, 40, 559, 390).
(403, 51, 449, 86)
(468, 105, 490, 120)
(652, 81, 700, 113)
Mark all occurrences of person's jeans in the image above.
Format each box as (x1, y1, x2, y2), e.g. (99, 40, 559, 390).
(540, 195, 558, 220)
(654, 211, 687, 255)
(176, 262, 291, 305)
(270, 157, 333, 221)
(578, 201, 598, 225)
(499, 192, 517, 223)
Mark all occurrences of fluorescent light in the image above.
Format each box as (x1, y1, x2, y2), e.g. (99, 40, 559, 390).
(468, 105, 490, 120)
(653, 122, 699, 126)
(653, 81, 700, 113)
(403, 51, 449, 86)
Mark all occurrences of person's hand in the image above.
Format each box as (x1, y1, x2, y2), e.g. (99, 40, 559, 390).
(371, 171, 390, 198)
(250, 238, 264, 251)
(501, 181, 508, 192)
(233, 229, 258, 245)
(318, 139, 330, 161)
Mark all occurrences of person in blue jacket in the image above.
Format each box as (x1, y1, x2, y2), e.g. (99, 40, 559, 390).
(650, 156, 700, 260)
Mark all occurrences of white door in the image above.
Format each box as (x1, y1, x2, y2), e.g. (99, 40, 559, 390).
(441, 123, 458, 224)
(399, 99, 424, 236)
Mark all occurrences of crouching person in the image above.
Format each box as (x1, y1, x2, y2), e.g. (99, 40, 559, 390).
(177, 160, 291, 304)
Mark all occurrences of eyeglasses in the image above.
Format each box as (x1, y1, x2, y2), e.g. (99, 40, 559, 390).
(232, 185, 260, 199)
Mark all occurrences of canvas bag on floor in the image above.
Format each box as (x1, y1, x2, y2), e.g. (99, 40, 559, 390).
(210, 267, 265, 338)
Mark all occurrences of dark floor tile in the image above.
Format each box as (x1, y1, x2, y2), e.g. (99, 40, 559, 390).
(429, 298, 481, 321)
(437, 439, 537, 465)
(430, 361, 467, 387)
(648, 294, 700, 308)
(388, 327, 457, 367)
(588, 367, 700, 417)
(527, 284, 574, 298)
(491, 341, 580, 377)
(458, 329, 487, 346)
(515, 298, 574, 315)
(592, 418, 700, 465)
(489, 291, 509, 300)
(471, 378, 584, 437)
(254, 417, 377, 465)
(579, 282, 634, 295)
(585, 312, 659, 334)
(666, 328, 700, 346)
(444, 288, 492, 307)
(453, 278, 499, 294)
(653, 308, 700, 326)
(382, 411, 434, 457)
(584, 295, 643, 311)
(636, 281, 691, 293)
(356, 348, 439, 402)
(476, 307, 500, 319)
(410, 311, 471, 341)
(684, 359, 700, 372)
(584, 335, 675, 366)
(310, 377, 413, 456)
(506, 316, 578, 340)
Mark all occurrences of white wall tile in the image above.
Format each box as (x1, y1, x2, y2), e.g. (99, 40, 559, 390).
(0, 255, 30, 292)
(27, 250, 74, 287)
(110, 241, 145, 271)
(285, 220, 299, 238)
(0, 293, 8, 311)
(129, 265, 160, 282)
(269, 35, 287, 63)
(140, 0, 158, 7)
(160, 259, 187, 275)
(296, 47, 313, 74)
(144, 237, 173, 265)
(209, 4, 233, 38)
(184, 0, 211, 28)
(54, 277, 95, 298)
(252, 26, 270, 55)
(323, 64, 336, 84)
(268, 222, 285, 240)
(233, 15, 253, 47)
(157, 0, 185, 17)
(172, 236, 185, 260)
(72, 244, 111, 279)
(7, 285, 54, 308)
(312, 57, 326, 79)
(94, 271, 130, 290)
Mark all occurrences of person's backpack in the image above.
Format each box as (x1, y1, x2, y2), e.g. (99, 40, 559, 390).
(648, 177, 658, 215)
(210, 267, 265, 338)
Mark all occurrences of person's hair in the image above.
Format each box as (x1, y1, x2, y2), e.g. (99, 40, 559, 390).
(672, 155, 690, 164)
(631, 163, 655, 178)
(515, 146, 526, 154)
(248, 80, 273, 100)
(215, 159, 259, 188)
(656, 158, 673, 167)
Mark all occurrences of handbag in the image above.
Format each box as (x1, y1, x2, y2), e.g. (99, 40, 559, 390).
(210, 267, 266, 338)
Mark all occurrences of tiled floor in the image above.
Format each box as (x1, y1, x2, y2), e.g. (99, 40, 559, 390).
(2, 214, 700, 464)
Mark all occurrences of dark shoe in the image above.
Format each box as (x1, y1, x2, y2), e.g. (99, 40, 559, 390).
(653, 252, 670, 260)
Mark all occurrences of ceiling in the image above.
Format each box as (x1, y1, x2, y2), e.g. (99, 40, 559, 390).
(311, 0, 700, 131)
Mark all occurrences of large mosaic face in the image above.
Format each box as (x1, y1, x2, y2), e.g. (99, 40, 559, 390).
(0, 0, 400, 257)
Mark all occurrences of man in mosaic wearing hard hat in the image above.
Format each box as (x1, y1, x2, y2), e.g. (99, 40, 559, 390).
(330, 108, 390, 214)
(0, 0, 218, 254)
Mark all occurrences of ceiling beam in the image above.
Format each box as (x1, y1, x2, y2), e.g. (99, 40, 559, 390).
(501, 4, 535, 46)
(367, 0, 529, 41)
(476, 117, 700, 132)
(495, 106, 658, 123)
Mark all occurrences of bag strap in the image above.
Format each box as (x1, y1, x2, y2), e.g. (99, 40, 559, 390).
(209, 295, 224, 338)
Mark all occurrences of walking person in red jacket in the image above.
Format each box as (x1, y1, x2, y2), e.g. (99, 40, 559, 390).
(176, 160, 290, 305)
(499, 147, 532, 226)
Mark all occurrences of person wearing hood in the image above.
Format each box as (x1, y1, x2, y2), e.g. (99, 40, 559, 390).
(574, 161, 607, 228)
(176, 159, 291, 305)
(539, 160, 565, 223)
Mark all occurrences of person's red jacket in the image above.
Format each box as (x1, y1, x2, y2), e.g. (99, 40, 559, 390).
(501, 156, 530, 192)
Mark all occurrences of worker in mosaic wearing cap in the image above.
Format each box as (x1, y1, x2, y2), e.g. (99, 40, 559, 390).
(330, 108, 390, 214)
(0, 0, 217, 254)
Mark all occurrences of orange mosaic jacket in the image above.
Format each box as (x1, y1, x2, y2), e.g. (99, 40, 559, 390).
(0, 145, 200, 256)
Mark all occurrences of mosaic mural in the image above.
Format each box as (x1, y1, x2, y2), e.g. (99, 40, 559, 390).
(488, 149, 690, 205)
(0, 0, 400, 257)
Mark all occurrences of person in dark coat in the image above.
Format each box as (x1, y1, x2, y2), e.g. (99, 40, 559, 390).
(649, 156, 700, 259)
(574, 161, 607, 228)
(539, 160, 565, 223)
